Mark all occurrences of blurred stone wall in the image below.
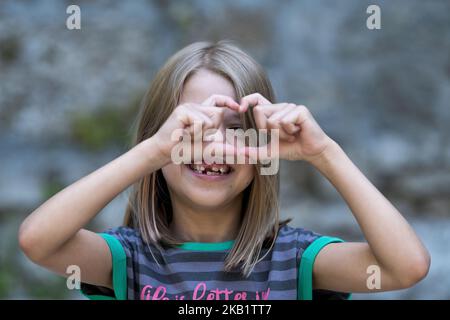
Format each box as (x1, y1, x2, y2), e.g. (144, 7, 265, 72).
(0, 0, 449, 299)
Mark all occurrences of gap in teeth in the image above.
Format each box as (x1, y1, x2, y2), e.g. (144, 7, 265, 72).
(190, 164, 230, 175)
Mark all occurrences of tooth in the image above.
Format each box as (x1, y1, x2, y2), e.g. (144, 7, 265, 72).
(206, 171, 213, 175)
(200, 166, 205, 171)
(212, 166, 219, 172)
(219, 168, 225, 173)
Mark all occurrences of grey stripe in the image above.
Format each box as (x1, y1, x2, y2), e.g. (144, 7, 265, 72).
(139, 241, 299, 258)
(133, 247, 298, 264)
(130, 258, 298, 274)
(128, 265, 296, 284)
(128, 265, 295, 284)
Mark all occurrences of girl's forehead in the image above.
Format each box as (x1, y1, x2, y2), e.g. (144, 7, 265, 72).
(180, 69, 237, 103)
(179, 69, 241, 122)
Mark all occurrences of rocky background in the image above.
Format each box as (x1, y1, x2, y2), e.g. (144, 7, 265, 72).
(0, 0, 449, 299)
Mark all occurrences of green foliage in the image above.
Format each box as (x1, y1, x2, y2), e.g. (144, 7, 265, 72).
(0, 35, 21, 63)
(41, 179, 65, 200)
(25, 276, 70, 299)
(0, 268, 13, 298)
(70, 96, 141, 151)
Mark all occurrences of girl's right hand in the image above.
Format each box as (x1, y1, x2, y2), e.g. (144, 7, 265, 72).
(150, 95, 241, 164)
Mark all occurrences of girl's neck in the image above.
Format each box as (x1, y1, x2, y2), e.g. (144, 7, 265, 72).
(169, 196, 243, 243)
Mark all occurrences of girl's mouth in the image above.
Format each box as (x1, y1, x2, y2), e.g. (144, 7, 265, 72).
(186, 163, 233, 177)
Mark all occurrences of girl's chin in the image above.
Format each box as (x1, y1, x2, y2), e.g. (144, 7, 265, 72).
(177, 188, 233, 208)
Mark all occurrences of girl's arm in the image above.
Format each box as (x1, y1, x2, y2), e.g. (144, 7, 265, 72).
(18, 95, 239, 289)
(309, 140, 430, 293)
(239, 93, 431, 293)
(18, 137, 167, 288)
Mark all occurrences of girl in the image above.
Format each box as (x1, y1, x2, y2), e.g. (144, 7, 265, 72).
(19, 41, 430, 300)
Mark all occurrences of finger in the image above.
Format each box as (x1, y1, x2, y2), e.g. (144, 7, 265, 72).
(266, 105, 297, 140)
(251, 104, 289, 132)
(196, 105, 225, 129)
(240, 93, 272, 112)
(244, 103, 284, 132)
(178, 104, 212, 127)
(201, 94, 241, 112)
(251, 103, 292, 119)
(185, 111, 213, 141)
(267, 125, 294, 142)
(291, 105, 311, 126)
(280, 109, 302, 135)
(252, 105, 268, 130)
(193, 110, 215, 130)
(267, 106, 295, 141)
(267, 104, 296, 123)
(190, 121, 205, 142)
(281, 105, 311, 129)
(280, 121, 300, 138)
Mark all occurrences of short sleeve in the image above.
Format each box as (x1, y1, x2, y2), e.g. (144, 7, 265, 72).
(296, 230, 351, 300)
(80, 227, 137, 300)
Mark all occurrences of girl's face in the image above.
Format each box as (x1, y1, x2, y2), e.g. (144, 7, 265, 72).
(162, 69, 254, 210)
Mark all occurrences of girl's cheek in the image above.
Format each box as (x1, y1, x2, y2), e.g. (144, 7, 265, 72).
(161, 164, 181, 186)
(238, 165, 255, 187)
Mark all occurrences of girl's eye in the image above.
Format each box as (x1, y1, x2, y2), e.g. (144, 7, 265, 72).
(228, 125, 243, 130)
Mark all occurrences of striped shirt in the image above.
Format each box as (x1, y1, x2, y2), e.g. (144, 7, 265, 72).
(81, 224, 349, 300)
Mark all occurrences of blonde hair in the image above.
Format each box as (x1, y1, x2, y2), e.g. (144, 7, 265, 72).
(124, 40, 286, 277)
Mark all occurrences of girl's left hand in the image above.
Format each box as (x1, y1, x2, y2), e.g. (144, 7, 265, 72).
(240, 93, 335, 163)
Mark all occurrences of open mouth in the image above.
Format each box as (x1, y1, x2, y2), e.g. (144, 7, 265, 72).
(187, 163, 233, 176)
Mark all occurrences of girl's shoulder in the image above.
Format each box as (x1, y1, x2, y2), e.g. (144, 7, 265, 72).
(100, 226, 181, 254)
(273, 224, 329, 258)
(103, 225, 139, 240)
(100, 226, 151, 252)
(277, 224, 322, 246)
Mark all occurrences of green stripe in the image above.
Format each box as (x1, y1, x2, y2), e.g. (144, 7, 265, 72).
(297, 236, 344, 300)
(177, 240, 235, 251)
(82, 233, 127, 300)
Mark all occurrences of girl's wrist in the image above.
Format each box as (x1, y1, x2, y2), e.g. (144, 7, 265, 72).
(133, 137, 171, 173)
(307, 139, 345, 172)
